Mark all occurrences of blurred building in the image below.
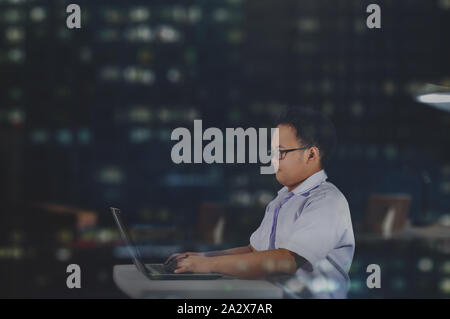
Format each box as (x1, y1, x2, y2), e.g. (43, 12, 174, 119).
(0, 0, 449, 298)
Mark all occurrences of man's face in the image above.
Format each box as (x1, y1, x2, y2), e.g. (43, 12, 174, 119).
(272, 124, 310, 188)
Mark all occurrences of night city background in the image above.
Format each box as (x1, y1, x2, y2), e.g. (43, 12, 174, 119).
(0, 0, 449, 298)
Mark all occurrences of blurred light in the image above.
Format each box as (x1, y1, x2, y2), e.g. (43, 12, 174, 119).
(56, 129, 72, 146)
(413, 83, 450, 112)
(100, 66, 120, 81)
(30, 7, 46, 22)
(77, 128, 91, 144)
(31, 129, 49, 144)
(440, 278, 450, 294)
(438, 215, 450, 227)
(129, 128, 151, 143)
(298, 18, 320, 32)
(98, 166, 124, 185)
(8, 48, 24, 63)
(129, 107, 152, 123)
(391, 277, 406, 291)
(350, 280, 363, 292)
(285, 277, 306, 294)
(3, 9, 22, 23)
(383, 80, 396, 96)
(80, 47, 92, 62)
(7, 0, 26, 4)
(417, 93, 450, 112)
(158, 25, 180, 42)
(227, 29, 243, 44)
(230, 191, 252, 206)
(158, 128, 171, 141)
(438, 0, 450, 10)
(310, 277, 339, 294)
(351, 102, 364, 117)
(0, 247, 23, 260)
(103, 8, 122, 23)
(440, 182, 450, 195)
(354, 18, 365, 34)
(256, 191, 273, 206)
(384, 144, 398, 160)
(418, 257, 434, 272)
(125, 25, 154, 42)
(7, 108, 25, 125)
(172, 6, 187, 22)
(5, 27, 24, 43)
(98, 229, 115, 243)
(187, 7, 202, 23)
(99, 28, 120, 41)
(158, 108, 172, 123)
(214, 8, 229, 22)
(55, 248, 71, 262)
(123, 67, 155, 85)
(129, 7, 150, 22)
(167, 68, 182, 83)
(441, 261, 450, 274)
(58, 27, 70, 40)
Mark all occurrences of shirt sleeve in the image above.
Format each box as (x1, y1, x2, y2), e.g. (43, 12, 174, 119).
(278, 193, 346, 268)
(249, 203, 272, 251)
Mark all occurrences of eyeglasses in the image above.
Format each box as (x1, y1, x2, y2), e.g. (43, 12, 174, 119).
(269, 145, 311, 160)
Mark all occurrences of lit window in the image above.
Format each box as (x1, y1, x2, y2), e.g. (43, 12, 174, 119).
(3, 9, 22, 23)
(130, 128, 151, 143)
(129, 107, 152, 123)
(5, 27, 24, 43)
(98, 166, 124, 185)
(158, 25, 180, 43)
(298, 18, 320, 32)
(56, 129, 72, 146)
(187, 7, 202, 23)
(30, 7, 46, 22)
(98, 28, 120, 42)
(78, 128, 91, 144)
(214, 8, 229, 22)
(8, 48, 24, 63)
(31, 129, 49, 144)
(167, 68, 182, 83)
(124, 25, 154, 42)
(100, 66, 120, 81)
(129, 7, 150, 22)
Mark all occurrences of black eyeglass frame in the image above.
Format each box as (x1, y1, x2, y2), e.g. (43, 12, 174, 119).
(269, 145, 312, 160)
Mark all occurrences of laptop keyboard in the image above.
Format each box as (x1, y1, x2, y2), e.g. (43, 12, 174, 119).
(148, 264, 169, 274)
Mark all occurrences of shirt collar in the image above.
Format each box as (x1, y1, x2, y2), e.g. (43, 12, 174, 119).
(277, 169, 328, 196)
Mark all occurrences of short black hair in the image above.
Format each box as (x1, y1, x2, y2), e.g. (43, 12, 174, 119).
(276, 107, 337, 168)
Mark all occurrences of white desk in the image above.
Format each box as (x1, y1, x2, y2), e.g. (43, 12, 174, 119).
(113, 264, 284, 299)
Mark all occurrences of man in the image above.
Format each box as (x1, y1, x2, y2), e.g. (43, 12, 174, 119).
(165, 107, 355, 298)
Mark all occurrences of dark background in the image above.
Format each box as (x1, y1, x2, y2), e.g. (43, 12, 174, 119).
(0, 0, 449, 298)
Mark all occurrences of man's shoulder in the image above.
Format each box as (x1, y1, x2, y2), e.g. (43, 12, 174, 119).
(308, 180, 349, 211)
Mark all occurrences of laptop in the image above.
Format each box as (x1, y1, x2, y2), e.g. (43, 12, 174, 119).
(110, 207, 223, 280)
(362, 194, 411, 238)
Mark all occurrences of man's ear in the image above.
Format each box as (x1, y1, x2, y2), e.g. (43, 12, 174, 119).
(308, 146, 320, 162)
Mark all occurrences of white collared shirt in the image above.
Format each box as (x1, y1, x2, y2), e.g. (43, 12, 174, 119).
(250, 169, 355, 298)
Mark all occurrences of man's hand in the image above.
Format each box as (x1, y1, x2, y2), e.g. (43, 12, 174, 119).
(174, 255, 213, 274)
(164, 251, 205, 265)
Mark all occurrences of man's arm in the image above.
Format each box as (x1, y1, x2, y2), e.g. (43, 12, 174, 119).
(203, 244, 254, 257)
(165, 245, 254, 264)
(205, 248, 299, 279)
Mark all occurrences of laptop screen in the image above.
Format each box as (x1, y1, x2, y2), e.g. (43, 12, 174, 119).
(110, 207, 154, 276)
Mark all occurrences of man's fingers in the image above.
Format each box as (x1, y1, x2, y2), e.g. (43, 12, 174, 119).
(164, 253, 180, 264)
(174, 266, 188, 274)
